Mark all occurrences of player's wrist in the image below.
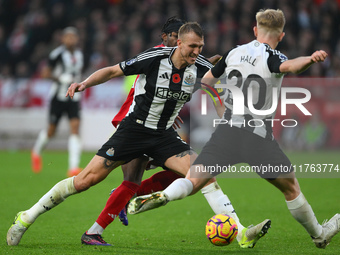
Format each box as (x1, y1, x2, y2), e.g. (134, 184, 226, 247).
(80, 81, 87, 90)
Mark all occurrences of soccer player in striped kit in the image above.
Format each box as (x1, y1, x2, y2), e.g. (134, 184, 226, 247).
(31, 27, 83, 177)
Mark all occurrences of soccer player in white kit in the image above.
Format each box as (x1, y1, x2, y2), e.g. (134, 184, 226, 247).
(129, 9, 340, 249)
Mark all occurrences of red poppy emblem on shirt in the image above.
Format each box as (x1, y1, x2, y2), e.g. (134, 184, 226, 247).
(172, 73, 181, 83)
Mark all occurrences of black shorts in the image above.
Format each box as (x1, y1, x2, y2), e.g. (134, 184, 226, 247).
(96, 117, 191, 167)
(194, 124, 293, 179)
(49, 97, 80, 125)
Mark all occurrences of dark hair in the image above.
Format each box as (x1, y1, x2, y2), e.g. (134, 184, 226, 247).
(178, 22, 203, 38)
(161, 16, 185, 34)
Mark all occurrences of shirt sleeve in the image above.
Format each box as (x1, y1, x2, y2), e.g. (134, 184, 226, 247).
(48, 51, 60, 69)
(267, 50, 288, 73)
(210, 52, 228, 78)
(119, 48, 158, 76)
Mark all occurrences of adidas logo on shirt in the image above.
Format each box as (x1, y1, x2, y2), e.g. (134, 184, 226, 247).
(159, 73, 169, 79)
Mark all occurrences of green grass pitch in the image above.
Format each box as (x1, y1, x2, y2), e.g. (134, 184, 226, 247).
(1, 150, 339, 254)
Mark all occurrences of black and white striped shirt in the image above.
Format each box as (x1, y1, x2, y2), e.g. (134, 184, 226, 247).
(211, 40, 288, 140)
(119, 47, 213, 130)
(49, 45, 83, 101)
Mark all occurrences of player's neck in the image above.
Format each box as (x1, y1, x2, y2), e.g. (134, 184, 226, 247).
(172, 48, 189, 70)
(256, 37, 278, 50)
(65, 45, 76, 53)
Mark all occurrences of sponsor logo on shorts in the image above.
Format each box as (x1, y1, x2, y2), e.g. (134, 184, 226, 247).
(106, 147, 115, 157)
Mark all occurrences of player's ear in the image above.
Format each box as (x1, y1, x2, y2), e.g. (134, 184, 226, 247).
(177, 38, 182, 48)
(161, 33, 167, 44)
(279, 32, 285, 42)
(253, 26, 258, 37)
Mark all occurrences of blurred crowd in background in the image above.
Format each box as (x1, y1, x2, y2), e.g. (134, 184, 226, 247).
(0, 0, 340, 79)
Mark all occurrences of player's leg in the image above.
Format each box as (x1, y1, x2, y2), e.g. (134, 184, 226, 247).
(67, 100, 82, 176)
(68, 117, 82, 176)
(129, 126, 243, 226)
(129, 152, 243, 229)
(31, 98, 61, 173)
(251, 133, 339, 248)
(129, 125, 270, 248)
(82, 181, 140, 246)
(128, 125, 241, 217)
(128, 158, 268, 248)
(81, 119, 166, 245)
(267, 173, 340, 248)
(84, 156, 148, 245)
(112, 161, 182, 227)
(7, 155, 123, 246)
(31, 124, 56, 172)
(136, 170, 182, 196)
(32, 97, 62, 171)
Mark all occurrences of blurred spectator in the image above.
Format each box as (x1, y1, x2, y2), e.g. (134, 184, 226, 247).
(301, 112, 328, 151)
(0, 25, 9, 65)
(280, 114, 304, 151)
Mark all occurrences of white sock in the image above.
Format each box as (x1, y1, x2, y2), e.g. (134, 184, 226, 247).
(68, 134, 82, 169)
(87, 222, 104, 235)
(201, 182, 245, 242)
(21, 177, 78, 224)
(33, 130, 49, 155)
(163, 178, 193, 201)
(286, 192, 322, 238)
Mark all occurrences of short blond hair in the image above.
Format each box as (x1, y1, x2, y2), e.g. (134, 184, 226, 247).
(256, 9, 285, 36)
(178, 22, 204, 39)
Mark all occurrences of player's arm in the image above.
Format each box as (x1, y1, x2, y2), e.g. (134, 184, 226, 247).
(207, 54, 222, 65)
(41, 52, 66, 83)
(41, 65, 58, 82)
(67, 47, 157, 98)
(214, 97, 225, 118)
(66, 64, 123, 99)
(201, 51, 227, 88)
(201, 70, 226, 118)
(279, 50, 327, 74)
(201, 69, 219, 88)
(201, 52, 229, 118)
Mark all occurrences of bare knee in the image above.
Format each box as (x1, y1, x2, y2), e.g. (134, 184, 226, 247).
(47, 124, 57, 138)
(69, 118, 80, 135)
(73, 155, 119, 192)
(73, 175, 91, 192)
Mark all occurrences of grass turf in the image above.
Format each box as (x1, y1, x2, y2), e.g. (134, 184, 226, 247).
(0, 150, 339, 254)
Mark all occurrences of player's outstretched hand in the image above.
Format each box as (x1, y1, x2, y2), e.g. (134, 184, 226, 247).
(66, 82, 86, 99)
(311, 50, 328, 63)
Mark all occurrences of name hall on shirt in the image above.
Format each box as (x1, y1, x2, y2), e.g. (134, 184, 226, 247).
(240, 55, 256, 66)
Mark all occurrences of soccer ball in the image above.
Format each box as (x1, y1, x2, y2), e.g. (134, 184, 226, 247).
(205, 214, 238, 246)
